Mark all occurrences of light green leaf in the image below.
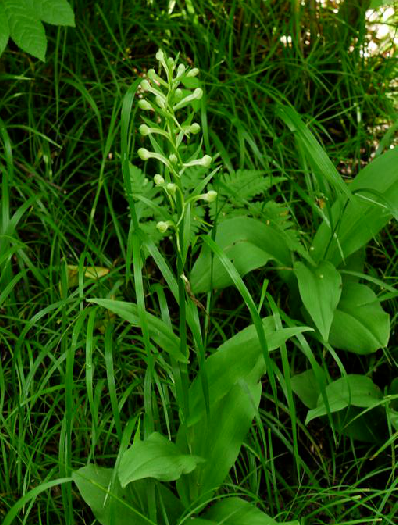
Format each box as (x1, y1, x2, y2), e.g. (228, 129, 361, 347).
(203, 497, 300, 525)
(370, 0, 393, 8)
(177, 378, 261, 507)
(329, 282, 390, 354)
(291, 370, 320, 410)
(31, 0, 75, 26)
(4, 0, 47, 61)
(294, 261, 341, 341)
(191, 217, 291, 293)
(187, 318, 313, 426)
(306, 375, 382, 424)
(0, 3, 9, 56)
(72, 466, 151, 525)
(118, 432, 204, 487)
(312, 148, 398, 266)
(87, 299, 188, 363)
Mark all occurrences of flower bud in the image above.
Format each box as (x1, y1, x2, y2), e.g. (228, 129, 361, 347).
(154, 174, 165, 186)
(155, 94, 166, 109)
(137, 148, 150, 161)
(193, 87, 203, 99)
(169, 153, 178, 164)
(204, 190, 217, 203)
(176, 63, 186, 78)
(140, 79, 151, 91)
(175, 88, 183, 100)
(166, 183, 177, 195)
(189, 123, 201, 134)
(156, 49, 165, 63)
(187, 67, 199, 77)
(183, 155, 212, 168)
(138, 99, 152, 111)
(156, 220, 173, 233)
(139, 124, 150, 136)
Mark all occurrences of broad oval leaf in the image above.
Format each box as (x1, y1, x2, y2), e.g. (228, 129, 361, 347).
(0, 3, 9, 56)
(4, 0, 47, 61)
(294, 261, 341, 341)
(119, 432, 204, 487)
(291, 369, 320, 410)
(203, 496, 300, 525)
(329, 282, 390, 354)
(31, 0, 75, 26)
(87, 299, 188, 363)
(190, 217, 291, 293)
(306, 374, 382, 424)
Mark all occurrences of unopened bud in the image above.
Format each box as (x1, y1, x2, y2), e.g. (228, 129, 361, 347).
(169, 153, 178, 164)
(139, 124, 150, 136)
(187, 67, 199, 78)
(204, 190, 217, 203)
(140, 79, 151, 91)
(156, 220, 173, 233)
(189, 123, 201, 134)
(138, 99, 152, 111)
(176, 63, 186, 78)
(137, 148, 150, 161)
(154, 174, 165, 186)
(166, 183, 177, 195)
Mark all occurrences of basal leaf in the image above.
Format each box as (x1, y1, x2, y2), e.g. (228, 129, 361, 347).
(87, 299, 188, 363)
(294, 261, 341, 341)
(291, 370, 320, 410)
(329, 282, 390, 354)
(4, 0, 47, 61)
(177, 377, 261, 507)
(118, 432, 204, 487)
(312, 148, 398, 266)
(187, 318, 312, 426)
(31, 0, 75, 26)
(306, 375, 382, 424)
(0, 3, 9, 56)
(203, 497, 300, 525)
(191, 217, 291, 293)
(72, 466, 150, 525)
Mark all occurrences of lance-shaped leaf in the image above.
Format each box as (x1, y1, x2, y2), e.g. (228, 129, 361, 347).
(87, 299, 188, 363)
(311, 148, 398, 266)
(203, 496, 301, 525)
(187, 317, 312, 426)
(177, 377, 262, 507)
(119, 432, 205, 487)
(329, 282, 390, 354)
(306, 375, 382, 424)
(294, 260, 341, 341)
(190, 217, 291, 293)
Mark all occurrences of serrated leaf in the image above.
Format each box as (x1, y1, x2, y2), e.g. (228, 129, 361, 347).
(306, 375, 382, 424)
(294, 261, 341, 341)
(329, 282, 390, 354)
(119, 432, 204, 487)
(31, 0, 75, 26)
(4, 0, 47, 61)
(0, 3, 9, 56)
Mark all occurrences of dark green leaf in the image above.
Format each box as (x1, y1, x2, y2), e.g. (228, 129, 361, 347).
(0, 3, 9, 56)
(291, 370, 320, 410)
(31, 0, 75, 26)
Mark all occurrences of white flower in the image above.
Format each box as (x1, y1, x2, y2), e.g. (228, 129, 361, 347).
(138, 99, 153, 111)
(173, 88, 203, 111)
(187, 67, 199, 77)
(139, 124, 150, 136)
(183, 155, 212, 168)
(156, 220, 173, 233)
(154, 174, 165, 186)
(138, 148, 150, 161)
